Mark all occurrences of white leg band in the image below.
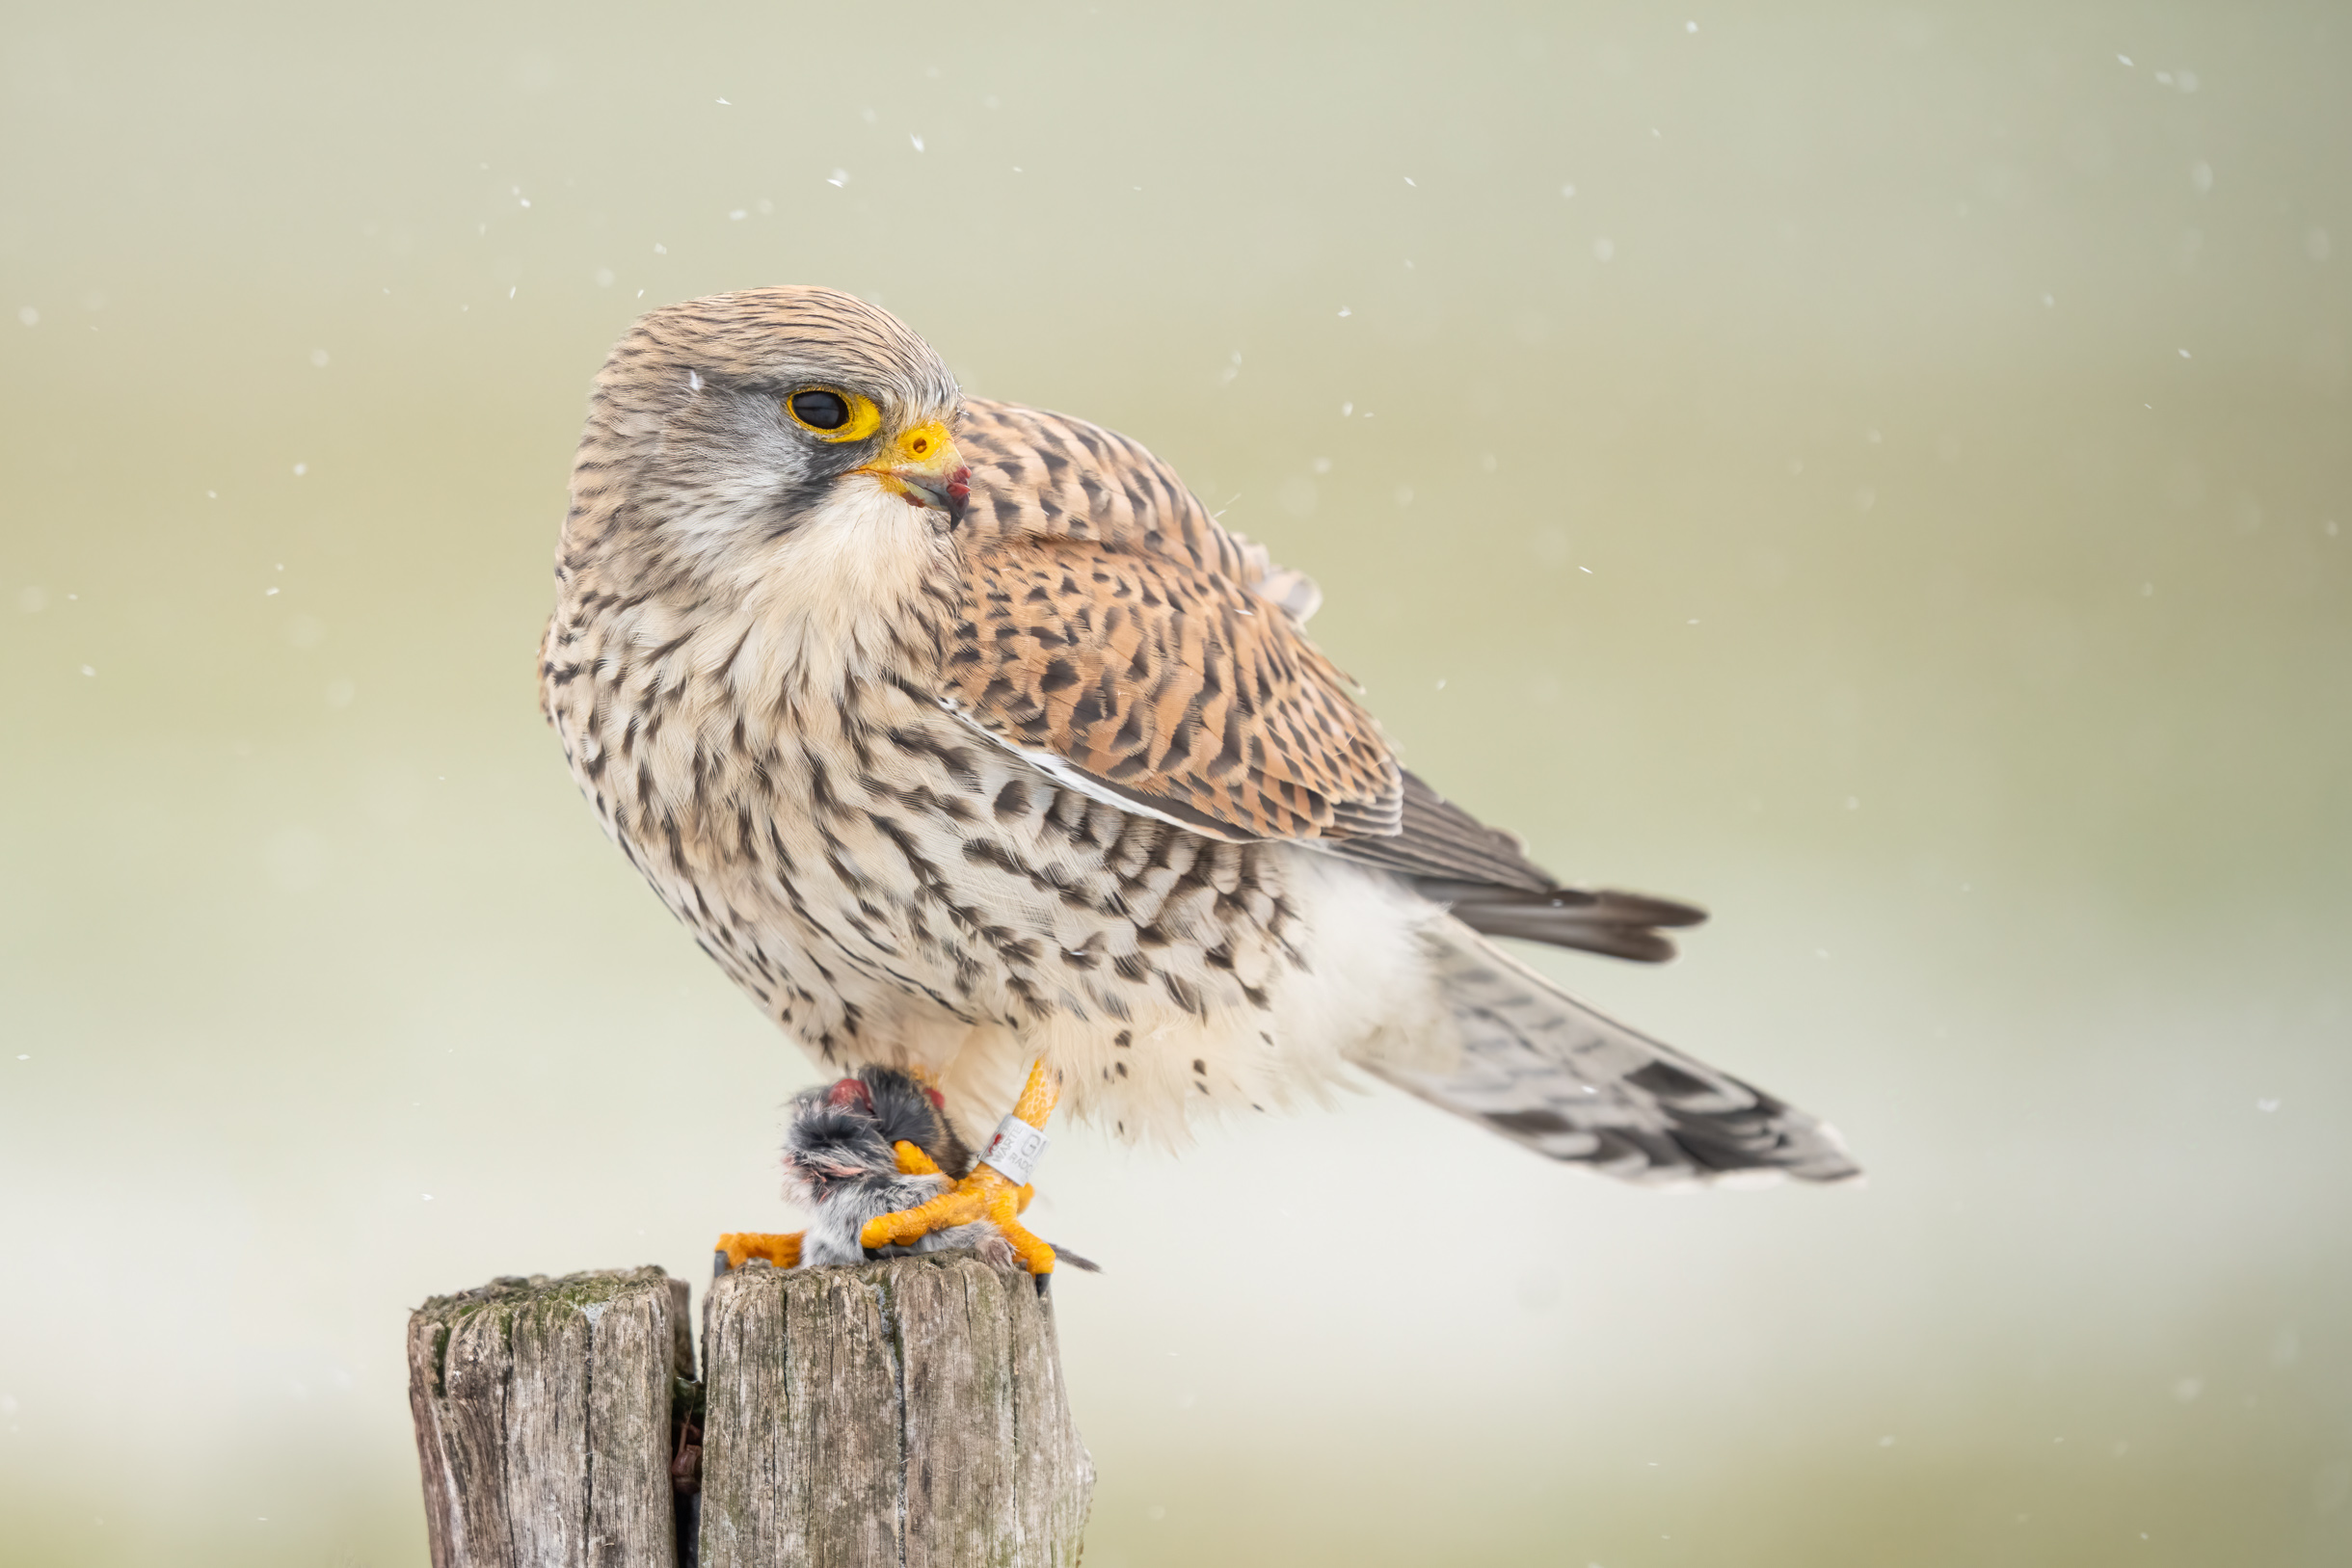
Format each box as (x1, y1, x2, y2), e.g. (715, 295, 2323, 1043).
(978, 1116, 1049, 1184)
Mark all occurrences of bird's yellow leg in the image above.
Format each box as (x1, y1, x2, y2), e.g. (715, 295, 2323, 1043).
(861, 1056, 1059, 1274)
(714, 1231, 802, 1271)
(713, 1144, 933, 1273)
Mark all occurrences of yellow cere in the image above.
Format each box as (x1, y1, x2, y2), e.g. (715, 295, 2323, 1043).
(896, 421, 951, 465)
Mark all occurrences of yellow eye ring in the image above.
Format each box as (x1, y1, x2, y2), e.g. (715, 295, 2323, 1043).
(783, 385, 883, 442)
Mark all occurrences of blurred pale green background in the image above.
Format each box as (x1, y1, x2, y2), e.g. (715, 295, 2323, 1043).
(3, 1, 2347, 1563)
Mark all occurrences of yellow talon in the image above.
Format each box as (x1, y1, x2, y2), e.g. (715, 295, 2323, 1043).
(859, 1055, 1060, 1274)
(715, 1231, 803, 1270)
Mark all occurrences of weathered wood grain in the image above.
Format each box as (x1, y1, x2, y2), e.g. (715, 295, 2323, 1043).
(408, 1266, 692, 1568)
(409, 1253, 1091, 1566)
(698, 1253, 1094, 1568)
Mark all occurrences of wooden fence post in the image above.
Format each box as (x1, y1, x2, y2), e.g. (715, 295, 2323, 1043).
(698, 1253, 1093, 1568)
(407, 1254, 1093, 1567)
(407, 1266, 694, 1568)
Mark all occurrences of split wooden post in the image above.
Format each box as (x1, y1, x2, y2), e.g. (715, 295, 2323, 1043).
(407, 1253, 1094, 1568)
(407, 1266, 694, 1568)
(697, 1252, 1093, 1568)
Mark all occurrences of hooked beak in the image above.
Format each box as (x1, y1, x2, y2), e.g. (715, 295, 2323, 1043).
(855, 420, 969, 523)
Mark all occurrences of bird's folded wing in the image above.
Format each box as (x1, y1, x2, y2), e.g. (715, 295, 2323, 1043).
(1320, 771, 1555, 889)
(945, 401, 1711, 964)
(1358, 775, 1709, 962)
(944, 398, 1401, 842)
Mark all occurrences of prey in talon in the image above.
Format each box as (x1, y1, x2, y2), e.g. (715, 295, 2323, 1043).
(787, 1066, 1016, 1268)
(545, 287, 1857, 1290)
(761, 1065, 1100, 1275)
(856, 1056, 1091, 1278)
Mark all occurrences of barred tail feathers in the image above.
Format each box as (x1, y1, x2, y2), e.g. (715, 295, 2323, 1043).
(1362, 919, 1859, 1185)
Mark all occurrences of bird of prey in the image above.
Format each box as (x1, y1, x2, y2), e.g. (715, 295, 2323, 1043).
(540, 286, 1857, 1277)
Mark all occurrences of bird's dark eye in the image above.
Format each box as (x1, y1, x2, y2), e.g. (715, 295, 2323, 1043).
(783, 385, 883, 441)
(788, 389, 848, 430)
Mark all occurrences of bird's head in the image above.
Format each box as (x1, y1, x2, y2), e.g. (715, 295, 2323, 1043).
(565, 285, 969, 583)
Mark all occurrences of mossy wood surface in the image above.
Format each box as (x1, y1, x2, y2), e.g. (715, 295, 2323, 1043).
(407, 1266, 692, 1568)
(697, 1253, 1094, 1568)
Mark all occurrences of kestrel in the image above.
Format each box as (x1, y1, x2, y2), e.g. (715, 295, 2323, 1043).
(540, 287, 1857, 1277)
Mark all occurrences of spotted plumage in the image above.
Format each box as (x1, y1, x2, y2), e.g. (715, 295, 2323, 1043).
(944, 400, 1399, 840)
(540, 285, 1857, 1185)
